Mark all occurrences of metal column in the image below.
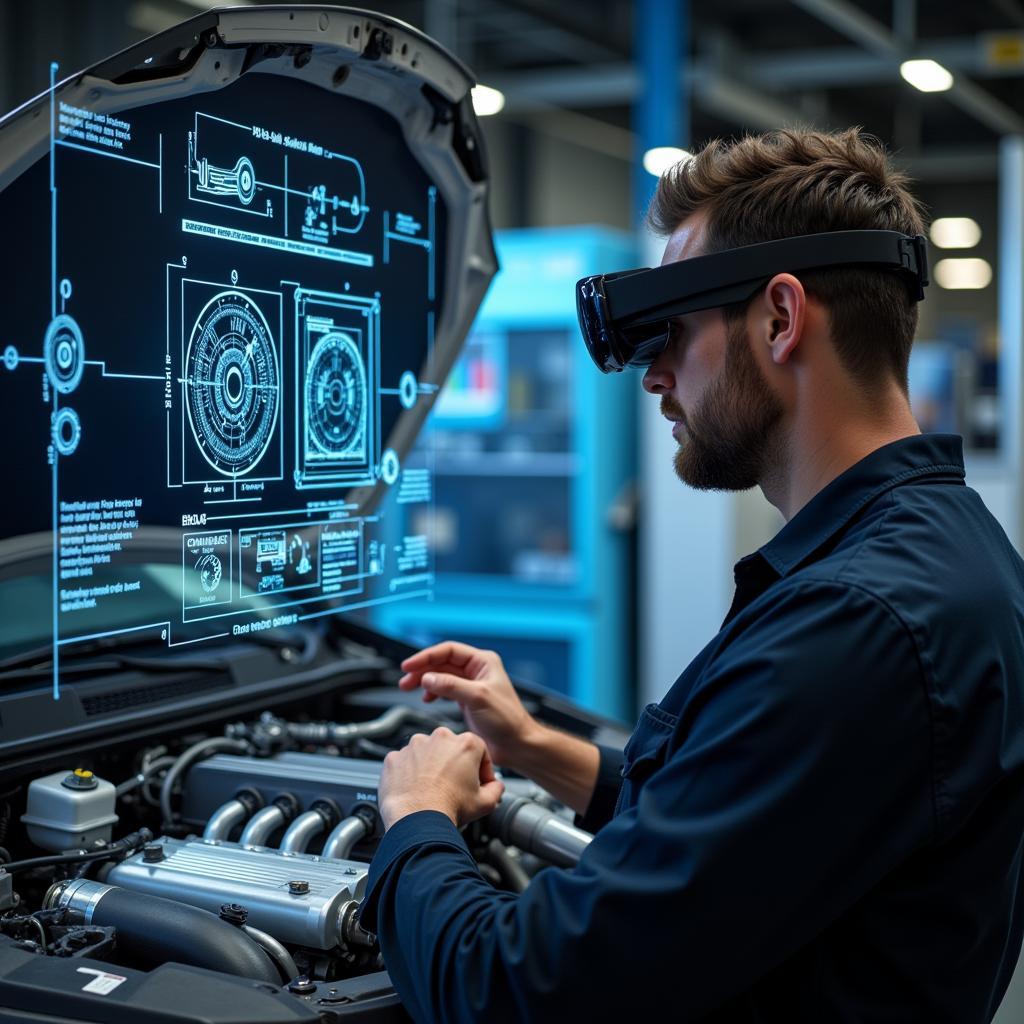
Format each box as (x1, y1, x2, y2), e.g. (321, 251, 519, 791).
(634, 0, 734, 709)
(633, 0, 687, 226)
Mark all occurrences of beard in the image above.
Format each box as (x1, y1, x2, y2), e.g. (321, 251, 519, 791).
(664, 318, 784, 491)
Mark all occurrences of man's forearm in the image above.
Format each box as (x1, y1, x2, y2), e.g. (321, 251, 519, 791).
(506, 723, 600, 816)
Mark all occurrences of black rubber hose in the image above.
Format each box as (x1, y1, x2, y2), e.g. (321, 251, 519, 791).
(89, 888, 279, 983)
(485, 839, 530, 894)
(160, 737, 251, 828)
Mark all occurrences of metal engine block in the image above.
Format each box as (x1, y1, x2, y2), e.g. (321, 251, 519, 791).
(106, 836, 368, 949)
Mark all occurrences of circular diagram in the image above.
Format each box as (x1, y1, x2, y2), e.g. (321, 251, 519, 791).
(235, 157, 256, 205)
(3, 345, 18, 371)
(380, 448, 400, 486)
(52, 407, 81, 456)
(305, 331, 366, 457)
(399, 370, 418, 410)
(43, 314, 85, 394)
(185, 291, 279, 477)
(195, 552, 223, 594)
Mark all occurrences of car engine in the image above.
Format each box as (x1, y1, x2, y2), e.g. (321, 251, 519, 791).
(0, 630, 610, 1022)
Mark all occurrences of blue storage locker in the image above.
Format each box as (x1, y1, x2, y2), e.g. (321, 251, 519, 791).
(374, 226, 637, 721)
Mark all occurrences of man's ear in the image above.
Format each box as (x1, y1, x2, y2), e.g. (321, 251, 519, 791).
(759, 273, 806, 366)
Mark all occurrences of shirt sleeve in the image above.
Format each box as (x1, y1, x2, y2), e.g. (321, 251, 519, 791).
(359, 580, 935, 1023)
(574, 743, 624, 833)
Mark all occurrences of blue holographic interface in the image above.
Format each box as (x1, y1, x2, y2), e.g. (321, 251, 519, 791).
(0, 70, 445, 697)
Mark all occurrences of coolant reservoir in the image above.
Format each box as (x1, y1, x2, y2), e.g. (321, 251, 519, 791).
(20, 769, 118, 852)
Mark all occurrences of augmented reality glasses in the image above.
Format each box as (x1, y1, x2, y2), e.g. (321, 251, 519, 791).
(576, 230, 929, 374)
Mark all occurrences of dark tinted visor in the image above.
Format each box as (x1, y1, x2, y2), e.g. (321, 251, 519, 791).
(576, 230, 929, 374)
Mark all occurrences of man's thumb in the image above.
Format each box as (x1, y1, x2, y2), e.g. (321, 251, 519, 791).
(422, 671, 474, 702)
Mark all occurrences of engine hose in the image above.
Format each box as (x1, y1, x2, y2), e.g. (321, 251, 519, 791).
(3, 828, 153, 875)
(485, 839, 530, 894)
(242, 923, 299, 982)
(160, 737, 251, 828)
(282, 705, 451, 746)
(46, 880, 279, 984)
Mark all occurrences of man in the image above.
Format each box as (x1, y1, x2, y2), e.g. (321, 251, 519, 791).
(358, 128, 1024, 1022)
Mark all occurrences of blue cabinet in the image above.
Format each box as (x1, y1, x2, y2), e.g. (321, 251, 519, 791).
(374, 227, 637, 721)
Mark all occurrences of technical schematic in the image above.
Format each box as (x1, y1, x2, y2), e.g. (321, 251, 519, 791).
(180, 283, 283, 484)
(184, 109, 372, 267)
(1, 68, 446, 698)
(294, 288, 379, 490)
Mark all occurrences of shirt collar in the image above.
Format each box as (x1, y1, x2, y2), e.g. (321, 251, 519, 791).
(755, 433, 966, 579)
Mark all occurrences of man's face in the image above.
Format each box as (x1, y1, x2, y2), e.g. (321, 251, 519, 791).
(642, 214, 785, 491)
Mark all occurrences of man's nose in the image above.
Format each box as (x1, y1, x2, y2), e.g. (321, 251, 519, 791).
(642, 359, 675, 395)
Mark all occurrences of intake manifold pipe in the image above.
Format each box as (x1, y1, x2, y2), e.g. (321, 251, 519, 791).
(239, 793, 299, 847)
(486, 796, 593, 868)
(279, 799, 340, 854)
(45, 879, 279, 984)
(322, 807, 376, 860)
(203, 787, 263, 842)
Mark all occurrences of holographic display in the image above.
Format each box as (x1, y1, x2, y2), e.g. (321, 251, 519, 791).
(0, 68, 447, 697)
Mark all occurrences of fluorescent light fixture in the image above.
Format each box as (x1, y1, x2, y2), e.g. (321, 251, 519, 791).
(642, 146, 692, 177)
(929, 217, 982, 249)
(934, 258, 992, 290)
(900, 59, 954, 93)
(471, 85, 505, 117)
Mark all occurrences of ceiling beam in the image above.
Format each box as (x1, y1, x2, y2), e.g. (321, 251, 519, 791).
(790, 0, 1024, 135)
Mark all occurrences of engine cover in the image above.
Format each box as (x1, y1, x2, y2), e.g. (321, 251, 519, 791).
(106, 836, 368, 950)
(181, 752, 383, 835)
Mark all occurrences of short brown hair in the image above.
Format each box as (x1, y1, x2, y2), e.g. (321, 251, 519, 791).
(648, 128, 927, 392)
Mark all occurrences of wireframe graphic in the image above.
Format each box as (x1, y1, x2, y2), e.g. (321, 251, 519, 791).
(182, 531, 233, 615)
(380, 448, 400, 486)
(240, 524, 321, 597)
(196, 552, 223, 593)
(193, 150, 258, 206)
(188, 115, 270, 217)
(306, 331, 366, 458)
(183, 288, 281, 479)
(43, 313, 85, 394)
(294, 289, 380, 489)
(51, 407, 81, 456)
(184, 111, 372, 266)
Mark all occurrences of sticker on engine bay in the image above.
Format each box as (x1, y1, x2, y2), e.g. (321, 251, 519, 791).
(76, 967, 127, 994)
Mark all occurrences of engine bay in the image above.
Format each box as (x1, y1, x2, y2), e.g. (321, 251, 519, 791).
(0, 622, 624, 1022)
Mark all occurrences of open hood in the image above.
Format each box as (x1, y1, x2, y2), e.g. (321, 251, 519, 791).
(0, 5, 497, 691)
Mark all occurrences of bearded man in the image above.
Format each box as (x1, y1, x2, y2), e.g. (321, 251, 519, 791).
(358, 128, 1024, 1023)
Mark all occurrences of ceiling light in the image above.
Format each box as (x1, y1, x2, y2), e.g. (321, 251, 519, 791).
(900, 59, 954, 93)
(642, 146, 692, 177)
(929, 217, 982, 249)
(471, 85, 505, 117)
(934, 258, 992, 290)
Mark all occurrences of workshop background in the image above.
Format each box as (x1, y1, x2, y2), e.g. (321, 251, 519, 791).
(3, 1, 1024, 1015)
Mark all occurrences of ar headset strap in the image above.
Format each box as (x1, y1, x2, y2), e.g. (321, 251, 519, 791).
(605, 230, 929, 328)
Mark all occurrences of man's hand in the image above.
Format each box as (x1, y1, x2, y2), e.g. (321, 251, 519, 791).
(397, 640, 602, 817)
(379, 726, 505, 831)
(398, 641, 539, 769)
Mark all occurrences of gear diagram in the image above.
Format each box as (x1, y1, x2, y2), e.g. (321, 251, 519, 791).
(305, 331, 366, 458)
(185, 290, 279, 477)
(43, 313, 85, 395)
(195, 552, 223, 594)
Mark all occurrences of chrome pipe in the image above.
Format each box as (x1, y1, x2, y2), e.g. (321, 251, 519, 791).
(279, 810, 327, 854)
(203, 798, 250, 841)
(487, 797, 593, 868)
(240, 804, 288, 847)
(322, 814, 371, 860)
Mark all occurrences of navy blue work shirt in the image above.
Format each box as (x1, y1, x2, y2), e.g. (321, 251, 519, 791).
(360, 434, 1024, 1022)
